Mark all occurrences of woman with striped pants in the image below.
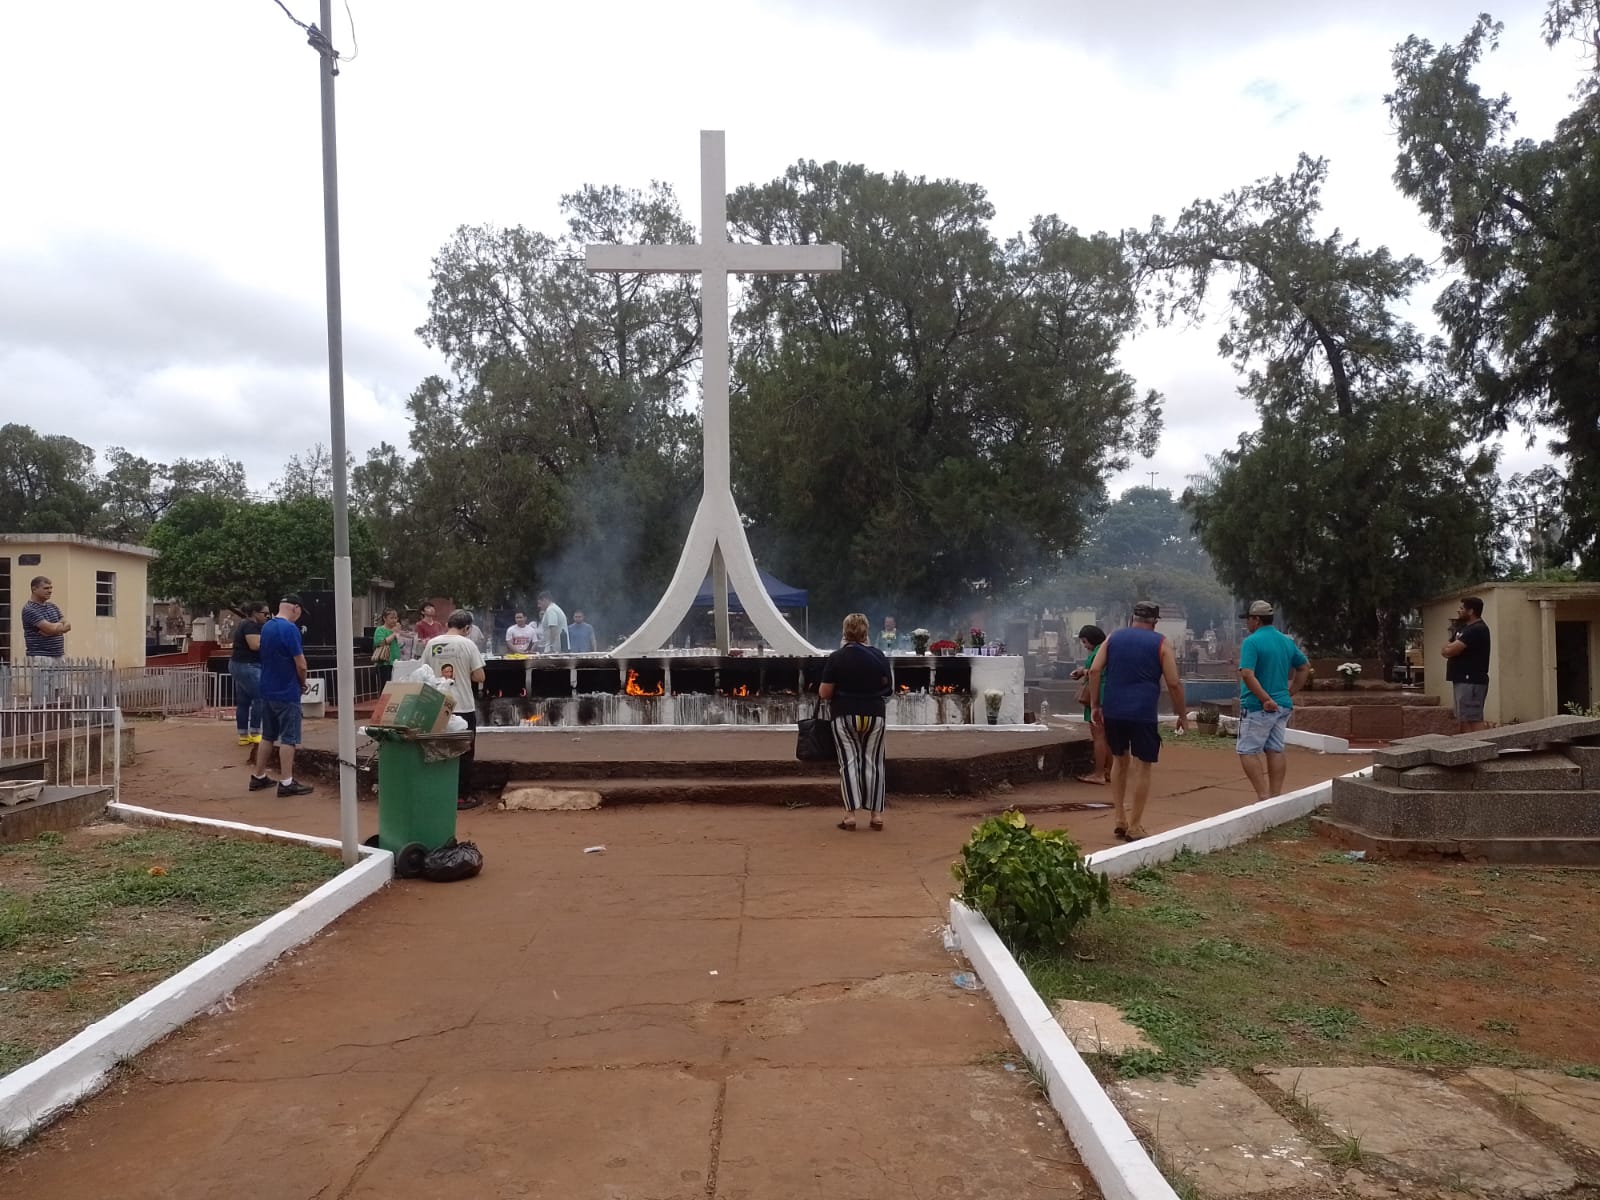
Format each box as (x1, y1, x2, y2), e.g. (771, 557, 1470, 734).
(819, 612, 892, 831)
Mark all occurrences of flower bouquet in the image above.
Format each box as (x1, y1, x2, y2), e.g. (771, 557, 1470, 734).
(1337, 662, 1362, 690)
(929, 639, 959, 656)
(911, 628, 931, 655)
(983, 688, 1003, 724)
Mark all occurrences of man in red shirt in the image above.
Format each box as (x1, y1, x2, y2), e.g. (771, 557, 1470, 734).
(413, 602, 445, 644)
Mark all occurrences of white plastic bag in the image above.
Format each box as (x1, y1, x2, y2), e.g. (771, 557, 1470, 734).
(445, 714, 469, 733)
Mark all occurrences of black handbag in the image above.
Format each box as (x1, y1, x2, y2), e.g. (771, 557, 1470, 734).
(796, 699, 837, 762)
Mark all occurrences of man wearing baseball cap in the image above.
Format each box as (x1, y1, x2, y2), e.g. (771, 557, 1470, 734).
(1237, 600, 1309, 801)
(1085, 600, 1188, 841)
(249, 593, 315, 798)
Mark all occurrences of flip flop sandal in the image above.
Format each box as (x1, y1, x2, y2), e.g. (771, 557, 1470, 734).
(836, 820, 857, 832)
(869, 820, 884, 831)
(1113, 825, 1129, 840)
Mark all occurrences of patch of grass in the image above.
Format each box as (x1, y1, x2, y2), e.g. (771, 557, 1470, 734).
(7, 964, 78, 991)
(1161, 726, 1237, 751)
(1325, 1130, 1367, 1166)
(1144, 900, 1207, 928)
(1022, 1053, 1050, 1099)
(1487, 932, 1520, 951)
(1565, 1064, 1600, 1080)
(1366, 1025, 1489, 1066)
(0, 1041, 31, 1074)
(1275, 1003, 1362, 1042)
(1481, 1018, 1521, 1036)
(0, 826, 343, 1078)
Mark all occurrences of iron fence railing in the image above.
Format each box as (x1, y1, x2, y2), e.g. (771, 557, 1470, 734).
(0, 659, 121, 797)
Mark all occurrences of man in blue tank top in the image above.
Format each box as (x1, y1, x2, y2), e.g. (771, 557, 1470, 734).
(1086, 600, 1188, 841)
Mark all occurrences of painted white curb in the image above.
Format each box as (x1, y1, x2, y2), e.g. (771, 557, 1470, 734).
(1085, 768, 1369, 878)
(950, 898, 1178, 1200)
(0, 813, 393, 1146)
(951, 764, 1372, 1199)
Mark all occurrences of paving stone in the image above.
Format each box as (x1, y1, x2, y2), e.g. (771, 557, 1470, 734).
(1113, 1069, 1328, 1195)
(499, 783, 602, 810)
(1052, 999, 1157, 1056)
(1466, 1068, 1600, 1156)
(1264, 1066, 1578, 1196)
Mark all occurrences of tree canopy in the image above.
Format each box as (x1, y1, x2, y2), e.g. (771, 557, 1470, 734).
(147, 495, 379, 613)
(1134, 157, 1497, 660)
(1388, 3, 1600, 568)
(726, 160, 1160, 618)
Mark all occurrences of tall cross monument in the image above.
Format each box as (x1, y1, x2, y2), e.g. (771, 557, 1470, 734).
(587, 130, 843, 656)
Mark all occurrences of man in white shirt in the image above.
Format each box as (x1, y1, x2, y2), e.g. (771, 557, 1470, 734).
(423, 610, 487, 809)
(504, 611, 537, 654)
(537, 591, 568, 653)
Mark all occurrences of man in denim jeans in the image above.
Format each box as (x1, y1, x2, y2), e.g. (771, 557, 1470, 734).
(1237, 600, 1309, 801)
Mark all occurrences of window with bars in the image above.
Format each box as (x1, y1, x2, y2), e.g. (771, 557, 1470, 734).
(96, 570, 116, 617)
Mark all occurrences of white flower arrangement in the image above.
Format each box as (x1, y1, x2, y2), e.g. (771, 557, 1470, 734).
(1337, 662, 1363, 680)
(983, 688, 1004, 712)
(911, 628, 930, 639)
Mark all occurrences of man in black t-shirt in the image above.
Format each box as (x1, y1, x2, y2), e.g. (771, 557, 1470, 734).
(1441, 595, 1491, 731)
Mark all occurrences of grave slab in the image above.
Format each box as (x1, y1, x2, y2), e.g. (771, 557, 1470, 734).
(1264, 1066, 1577, 1196)
(1475, 714, 1600, 749)
(1465, 1068, 1600, 1157)
(1474, 751, 1584, 790)
(499, 784, 601, 810)
(1053, 999, 1158, 1056)
(1113, 1069, 1327, 1195)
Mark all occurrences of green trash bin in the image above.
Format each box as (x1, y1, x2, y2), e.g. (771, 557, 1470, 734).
(369, 728, 473, 878)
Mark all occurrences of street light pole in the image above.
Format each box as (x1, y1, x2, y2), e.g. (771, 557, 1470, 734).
(311, 3, 359, 866)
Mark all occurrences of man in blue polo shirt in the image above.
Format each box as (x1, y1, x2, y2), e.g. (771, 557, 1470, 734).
(1237, 600, 1309, 801)
(249, 593, 314, 798)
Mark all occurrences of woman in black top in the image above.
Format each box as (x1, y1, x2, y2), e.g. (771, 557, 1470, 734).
(819, 612, 892, 831)
(229, 602, 270, 747)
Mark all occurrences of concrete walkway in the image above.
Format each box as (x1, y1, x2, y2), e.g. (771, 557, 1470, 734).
(1, 720, 1366, 1198)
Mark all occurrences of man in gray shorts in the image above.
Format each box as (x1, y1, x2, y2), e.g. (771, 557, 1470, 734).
(1440, 596, 1491, 732)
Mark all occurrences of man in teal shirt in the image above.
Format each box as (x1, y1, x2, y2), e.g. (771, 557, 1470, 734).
(1237, 600, 1309, 801)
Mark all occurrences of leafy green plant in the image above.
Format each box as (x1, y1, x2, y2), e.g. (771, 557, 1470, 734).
(953, 811, 1110, 951)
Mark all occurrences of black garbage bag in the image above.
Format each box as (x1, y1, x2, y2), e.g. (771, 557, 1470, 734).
(422, 838, 484, 883)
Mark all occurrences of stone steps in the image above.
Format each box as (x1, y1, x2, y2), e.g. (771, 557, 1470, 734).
(1330, 777, 1600, 838)
(505, 774, 846, 808)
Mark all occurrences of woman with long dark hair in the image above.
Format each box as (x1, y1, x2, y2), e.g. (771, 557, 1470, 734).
(1071, 624, 1111, 784)
(819, 612, 892, 831)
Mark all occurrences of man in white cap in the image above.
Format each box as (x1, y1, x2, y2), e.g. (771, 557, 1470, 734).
(1237, 600, 1309, 801)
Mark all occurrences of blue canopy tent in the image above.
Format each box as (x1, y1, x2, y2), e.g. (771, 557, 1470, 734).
(694, 569, 809, 639)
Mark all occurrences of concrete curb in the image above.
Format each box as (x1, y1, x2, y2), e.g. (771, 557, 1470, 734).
(1084, 768, 1369, 878)
(951, 765, 1372, 1199)
(950, 898, 1178, 1200)
(0, 809, 393, 1146)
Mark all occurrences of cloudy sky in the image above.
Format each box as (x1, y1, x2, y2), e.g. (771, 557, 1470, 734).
(1, 0, 1577, 499)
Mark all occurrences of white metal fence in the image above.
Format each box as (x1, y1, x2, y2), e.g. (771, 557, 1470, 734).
(0, 660, 122, 797)
(207, 664, 384, 716)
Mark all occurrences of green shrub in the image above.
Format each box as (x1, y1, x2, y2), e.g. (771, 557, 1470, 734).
(953, 811, 1111, 951)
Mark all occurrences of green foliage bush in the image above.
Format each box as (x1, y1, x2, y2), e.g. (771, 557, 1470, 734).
(953, 811, 1110, 951)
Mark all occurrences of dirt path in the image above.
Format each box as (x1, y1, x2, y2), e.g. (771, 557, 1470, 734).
(1, 719, 1367, 1198)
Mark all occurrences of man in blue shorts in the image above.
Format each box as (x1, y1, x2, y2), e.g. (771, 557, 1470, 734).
(1237, 600, 1309, 801)
(249, 593, 315, 798)
(1087, 600, 1188, 841)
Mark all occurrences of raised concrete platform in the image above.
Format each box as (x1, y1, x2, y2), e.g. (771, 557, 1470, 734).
(296, 724, 1095, 805)
(0, 785, 113, 844)
(1320, 718, 1600, 863)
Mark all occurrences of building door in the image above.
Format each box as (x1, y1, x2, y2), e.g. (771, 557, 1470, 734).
(1556, 621, 1592, 714)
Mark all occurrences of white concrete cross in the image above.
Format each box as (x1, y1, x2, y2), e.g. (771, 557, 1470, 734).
(587, 130, 843, 656)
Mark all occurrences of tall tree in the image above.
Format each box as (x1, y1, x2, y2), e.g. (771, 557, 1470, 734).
(395, 184, 704, 617)
(1137, 157, 1497, 661)
(97, 448, 248, 543)
(0, 424, 101, 534)
(726, 161, 1160, 617)
(1388, 3, 1600, 566)
(147, 495, 379, 612)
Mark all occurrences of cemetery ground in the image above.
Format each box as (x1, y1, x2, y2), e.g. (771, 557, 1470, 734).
(1030, 818, 1600, 1199)
(1, 717, 1366, 1198)
(0, 825, 342, 1078)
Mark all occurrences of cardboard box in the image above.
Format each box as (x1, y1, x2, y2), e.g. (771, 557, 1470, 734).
(369, 681, 454, 733)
